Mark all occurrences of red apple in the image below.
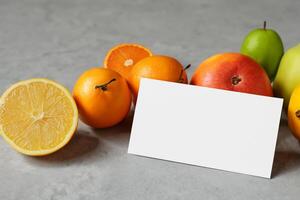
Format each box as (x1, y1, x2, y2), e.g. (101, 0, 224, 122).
(190, 53, 273, 96)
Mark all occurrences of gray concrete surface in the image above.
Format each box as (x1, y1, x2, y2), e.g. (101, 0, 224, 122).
(1, 0, 300, 199)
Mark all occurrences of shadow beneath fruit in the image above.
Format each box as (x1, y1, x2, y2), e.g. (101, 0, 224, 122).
(276, 116, 292, 146)
(23, 109, 135, 166)
(277, 117, 289, 141)
(92, 109, 134, 146)
(272, 151, 300, 178)
(272, 116, 300, 177)
(24, 130, 99, 164)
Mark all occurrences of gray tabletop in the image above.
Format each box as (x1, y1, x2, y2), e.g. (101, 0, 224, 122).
(1, 0, 300, 199)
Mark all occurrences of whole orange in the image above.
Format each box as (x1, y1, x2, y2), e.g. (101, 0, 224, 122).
(128, 55, 188, 101)
(73, 68, 132, 128)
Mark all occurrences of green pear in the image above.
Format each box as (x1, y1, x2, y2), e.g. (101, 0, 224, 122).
(241, 21, 284, 81)
(273, 44, 300, 108)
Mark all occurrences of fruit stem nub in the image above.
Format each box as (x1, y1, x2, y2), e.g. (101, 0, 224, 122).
(95, 78, 116, 91)
(184, 64, 191, 71)
(178, 64, 191, 83)
(231, 76, 242, 85)
(263, 21, 267, 30)
(295, 110, 300, 119)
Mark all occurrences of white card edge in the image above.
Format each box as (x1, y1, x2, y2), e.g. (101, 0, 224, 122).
(127, 78, 284, 179)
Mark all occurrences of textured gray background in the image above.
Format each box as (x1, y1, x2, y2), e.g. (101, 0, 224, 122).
(1, 0, 300, 199)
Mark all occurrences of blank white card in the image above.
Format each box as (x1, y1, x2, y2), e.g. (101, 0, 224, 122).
(128, 78, 283, 178)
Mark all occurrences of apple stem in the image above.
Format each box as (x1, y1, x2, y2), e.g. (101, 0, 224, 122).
(178, 64, 191, 83)
(95, 78, 116, 91)
(263, 21, 267, 30)
(295, 110, 300, 119)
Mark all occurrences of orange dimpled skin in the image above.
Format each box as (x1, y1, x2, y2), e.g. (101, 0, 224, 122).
(128, 55, 188, 101)
(288, 85, 300, 140)
(73, 68, 132, 128)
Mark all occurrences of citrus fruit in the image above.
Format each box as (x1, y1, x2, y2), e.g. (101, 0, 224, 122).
(0, 78, 78, 156)
(128, 55, 188, 101)
(73, 68, 132, 128)
(288, 84, 300, 140)
(103, 43, 152, 80)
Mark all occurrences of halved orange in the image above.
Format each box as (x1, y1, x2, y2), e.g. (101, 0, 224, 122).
(0, 78, 78, 156)
(103, 43, 152, 80)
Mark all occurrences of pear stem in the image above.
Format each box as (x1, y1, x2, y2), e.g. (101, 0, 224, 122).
(95, 78, 116, 91)
(263, 21, 267, 30)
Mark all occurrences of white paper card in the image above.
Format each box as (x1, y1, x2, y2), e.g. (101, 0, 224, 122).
(128, 78, 283, 178)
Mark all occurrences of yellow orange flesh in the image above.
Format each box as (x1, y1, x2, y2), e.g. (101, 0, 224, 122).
(0, 79, 78, 156)
(104, 44, 152, 80)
